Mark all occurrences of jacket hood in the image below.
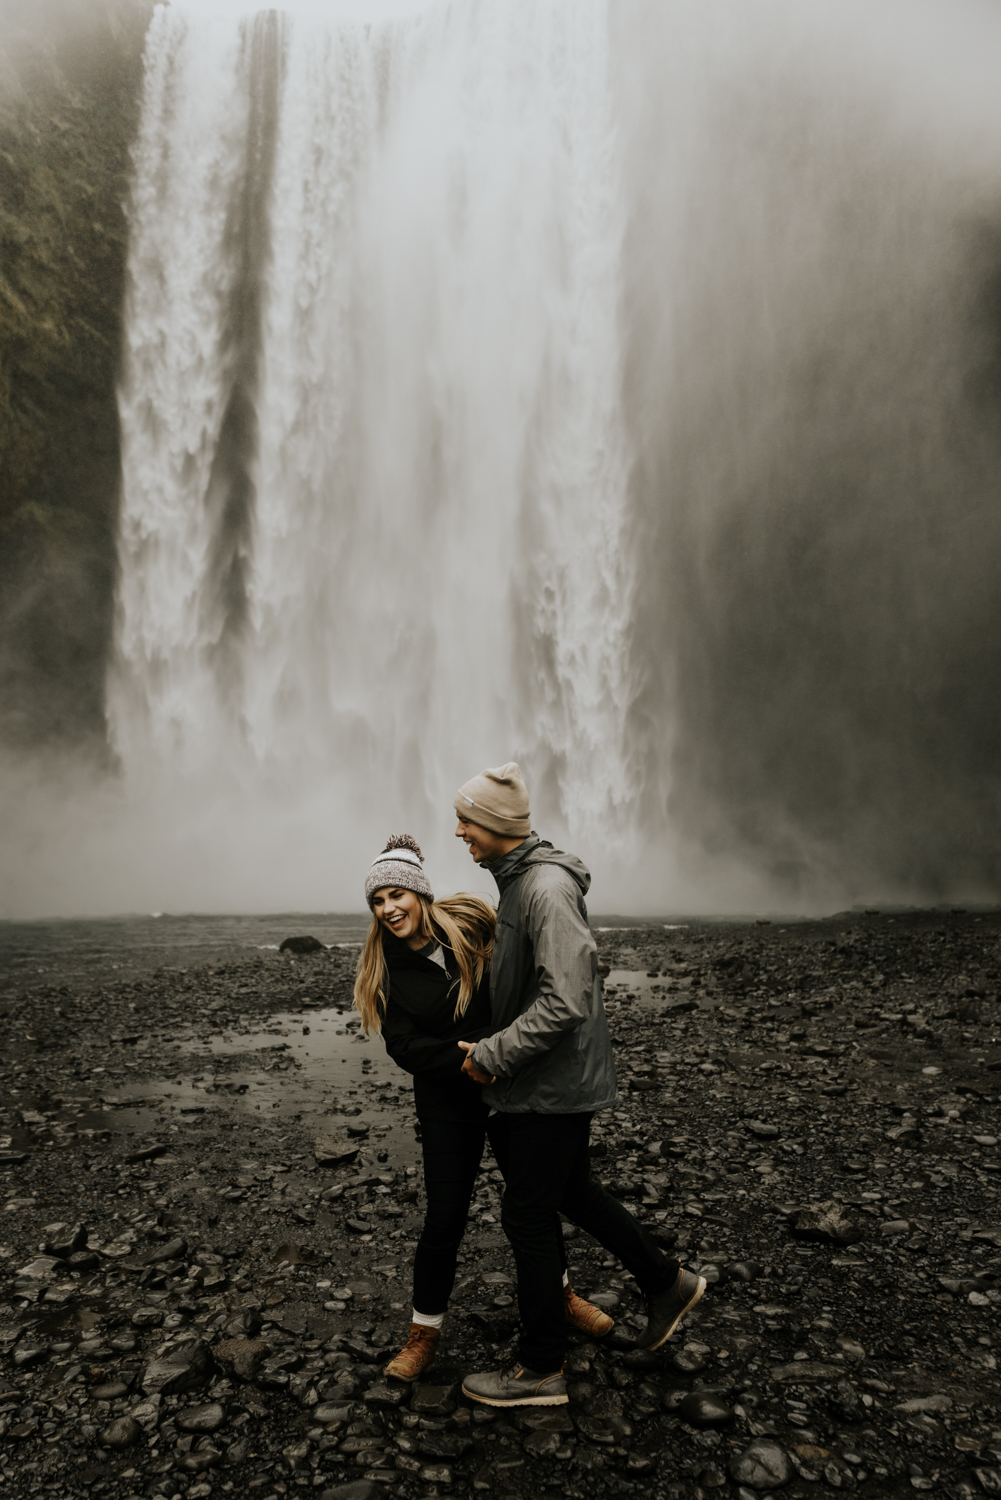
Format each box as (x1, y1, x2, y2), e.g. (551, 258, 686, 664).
(487, 835, 591, 897)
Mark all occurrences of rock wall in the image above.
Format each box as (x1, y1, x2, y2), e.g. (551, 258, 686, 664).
(0, 0, 152, 749)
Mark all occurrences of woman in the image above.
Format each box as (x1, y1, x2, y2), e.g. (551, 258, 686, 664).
(354, 834, 614, 1382)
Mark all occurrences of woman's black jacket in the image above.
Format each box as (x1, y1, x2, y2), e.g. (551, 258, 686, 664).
(380, 931, 493, 1124)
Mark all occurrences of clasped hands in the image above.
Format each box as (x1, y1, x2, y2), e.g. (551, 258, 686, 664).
(458, 1040, 495, 1085)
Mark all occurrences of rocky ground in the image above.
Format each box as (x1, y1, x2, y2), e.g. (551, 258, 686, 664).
(1, 909, 1000, 1500)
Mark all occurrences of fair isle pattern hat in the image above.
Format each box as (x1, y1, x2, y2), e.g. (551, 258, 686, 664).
(364, 834, 434, 909)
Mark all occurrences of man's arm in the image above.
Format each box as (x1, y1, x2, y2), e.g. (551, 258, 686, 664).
(470, 868, 595, 1079)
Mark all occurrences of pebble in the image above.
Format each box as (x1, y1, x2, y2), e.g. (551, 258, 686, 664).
(176, 1401, 226, 1432)
(729, 1440, 794, 1490)
(99, 1416, 141, 1448)
(680, 1391, 733, 1427)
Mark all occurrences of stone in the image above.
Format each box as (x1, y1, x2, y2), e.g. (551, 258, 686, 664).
(680, 1392, 733, 1428)
(880, 1219, 910, 1236)
(131, 1307, 164, 1327)
(136, 1235, 187, 1264)
(15, 1257, 61, 1279)
(99, 1416, 141, 1449)
(284, 1439, 313, 1469)
(362, 1382, 410, 1408)
(729, 1440, 794, 1490)
(125, 1144, 169, 1164)
(411, 1383, 457, 1416)
(176, 1448, 222, 1473)
(13, 1344, 49, 1367)
(771, 1362, 844, 1383)
(746, 1121, 780, 1138)
(835, 1337, 865, 1359)
(895, 1394, 952, 1413)
(319, 1485, 381, 1500)
(788, 1201, 862, 1246)
(43, 1222, 88, 1257)
(672, 1346, 709, 1374)
(213, 1338, 271, 1381)
(142, 1339, 213, 1395)
(729, 1262, 764, 1282)
(974, 1471, 1001, 1496)
(177, 1402, 226, 1432)
(419, 1467, 453, 1486)
(280, 935, 326, 953)
(314, 1136, 361, 1167)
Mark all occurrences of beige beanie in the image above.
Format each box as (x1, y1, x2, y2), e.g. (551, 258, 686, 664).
(454, 762, 531, 838)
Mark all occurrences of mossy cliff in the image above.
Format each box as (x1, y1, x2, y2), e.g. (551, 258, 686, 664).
(0, 0, 152, 749)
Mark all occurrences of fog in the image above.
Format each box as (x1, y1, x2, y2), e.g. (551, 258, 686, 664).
(3, 0, 1001, 919)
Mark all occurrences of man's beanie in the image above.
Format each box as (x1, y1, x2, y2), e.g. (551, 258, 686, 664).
(364, 834, 434, 910)
(454, 762, 531, 838)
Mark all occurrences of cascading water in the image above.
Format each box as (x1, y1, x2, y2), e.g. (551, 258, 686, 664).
(8, 0, 1001, 917)
(111, 0, 638, 903)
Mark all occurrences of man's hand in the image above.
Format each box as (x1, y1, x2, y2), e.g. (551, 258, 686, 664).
(458, 1039, 496, 1085)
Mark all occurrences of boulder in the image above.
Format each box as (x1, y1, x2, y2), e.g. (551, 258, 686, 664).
(280, 935, 325, 954)
(729, 1440, 793, 1490)
(142, 1339, 213, 1396)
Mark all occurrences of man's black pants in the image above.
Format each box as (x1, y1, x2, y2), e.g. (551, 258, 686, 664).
(488, 1110, 679, 1372)
(413, 1118, 568, 1314)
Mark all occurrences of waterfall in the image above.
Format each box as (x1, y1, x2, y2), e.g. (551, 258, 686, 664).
(93, 0, 1001, 915)
(111, 0, 636, 898)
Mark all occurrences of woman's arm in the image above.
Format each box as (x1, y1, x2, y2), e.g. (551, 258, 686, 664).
(381, 1001, 471, 1076)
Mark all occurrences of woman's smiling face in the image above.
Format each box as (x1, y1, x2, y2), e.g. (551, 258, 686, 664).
(371, 885, 425, 948)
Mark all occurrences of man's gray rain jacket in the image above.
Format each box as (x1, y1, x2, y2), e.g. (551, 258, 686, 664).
(470, 835, 619, 1114)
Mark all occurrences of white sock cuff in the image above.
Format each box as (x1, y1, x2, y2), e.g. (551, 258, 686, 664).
(412, 1309, 445, 1329)
(562, 1271, 570, 1287)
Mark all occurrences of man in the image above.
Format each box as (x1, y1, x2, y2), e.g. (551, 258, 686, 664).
(454, 762, 706, 1408)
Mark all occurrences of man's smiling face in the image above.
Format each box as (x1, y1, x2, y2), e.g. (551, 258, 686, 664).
(455, 817, 512, 865)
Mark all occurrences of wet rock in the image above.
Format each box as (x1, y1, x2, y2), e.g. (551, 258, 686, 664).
(314, 1135, 360, 1167)
(176, 1448, 222, 1474)
(213, 1337, 271, 1381)
(745, 1120, 780, 1138)
(880, 1219, 911, 1237)
(895, 1395, 952, 1414)
(314, 1402, 353, 1424)
(43, 1222, 88, 1257)
(92, 1378, 134, 1399)
(974, 1470, 1001, 1495)
(142, 1339, 213, 1395)
(411, 1383, 457, 1416)
(136, 1235, 187, 1264)
(99, 1415, 141, 1449)
(772, 1362, 844, 1383)
(729, 1439, 794, 1490)
(730, 1261, 764, 1282)
(524, 1429, 561, 1456)
(680, 1391, 734, 1427)
(319, 1484, 382, 1500)
(362, 1382, 410, 1409)
(788, 1201, 862, 1245)
(13, 1343, 50, 1367)
(125, 1143, 169, 1164)
(16, 1256, 61, 1279)
(177, 1402, 226, 1432)
(131, 1306, 164, 1327)
(673, 1345, 710, 1373)
(280, 935, 326, 954)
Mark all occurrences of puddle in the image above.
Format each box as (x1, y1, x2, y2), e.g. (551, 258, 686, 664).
(603, 969, 720, 1010)
(103, 1006, 422, 1166)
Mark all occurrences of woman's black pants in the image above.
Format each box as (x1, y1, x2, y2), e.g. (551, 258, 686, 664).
(412, 1116, 567, 1314)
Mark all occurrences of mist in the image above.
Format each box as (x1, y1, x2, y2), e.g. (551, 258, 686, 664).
(3, 0, 1001, 919)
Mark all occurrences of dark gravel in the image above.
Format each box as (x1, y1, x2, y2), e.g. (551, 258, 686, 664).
(1, 909, 1001, 1500)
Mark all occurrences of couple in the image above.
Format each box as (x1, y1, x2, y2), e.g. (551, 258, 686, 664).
(353, 762, 706, 1407)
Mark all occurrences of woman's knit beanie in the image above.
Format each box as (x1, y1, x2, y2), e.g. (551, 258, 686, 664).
(454, 762, 531, 838)
(364, 834, 434, 910)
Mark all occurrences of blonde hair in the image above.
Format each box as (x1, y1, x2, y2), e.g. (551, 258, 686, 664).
(353, 892, 496, 1035)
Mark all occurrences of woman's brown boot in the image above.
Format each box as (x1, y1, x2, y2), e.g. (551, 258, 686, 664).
(564, 1283, 614, 1337)
(384, 1322, 441, 1382)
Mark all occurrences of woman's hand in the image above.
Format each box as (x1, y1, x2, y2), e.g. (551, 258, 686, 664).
(458, 1040, 496, 1085)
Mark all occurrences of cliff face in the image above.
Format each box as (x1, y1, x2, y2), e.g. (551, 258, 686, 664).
(0, 0, 152, 750)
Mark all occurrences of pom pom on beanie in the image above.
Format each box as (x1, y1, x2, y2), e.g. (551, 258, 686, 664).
(454, 762, 531, 838)
(364, 834, 435, 909)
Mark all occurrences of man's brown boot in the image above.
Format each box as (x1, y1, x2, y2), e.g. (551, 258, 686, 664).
(384, 1322, 440, 1382)
(564, 1283, 614, 1337)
